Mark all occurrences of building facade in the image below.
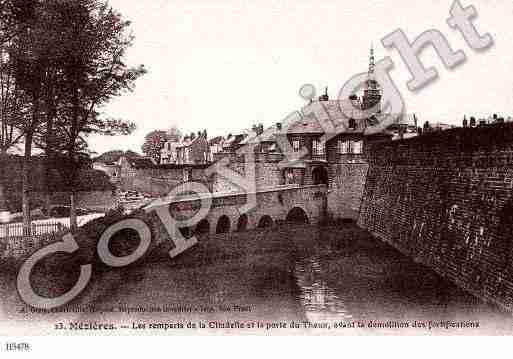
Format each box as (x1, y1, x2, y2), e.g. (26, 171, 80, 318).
(161, 134, 209, 165)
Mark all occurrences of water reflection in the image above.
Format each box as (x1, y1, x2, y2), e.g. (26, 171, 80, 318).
(295, 255, 353, 322)
(1, 223, 511, 335)
(292, 226, 511, 334)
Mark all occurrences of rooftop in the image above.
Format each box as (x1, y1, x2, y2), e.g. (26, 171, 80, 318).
(208, 136, 225, 146)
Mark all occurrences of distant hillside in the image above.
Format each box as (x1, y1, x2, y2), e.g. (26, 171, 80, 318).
(94, 150, 142, 164)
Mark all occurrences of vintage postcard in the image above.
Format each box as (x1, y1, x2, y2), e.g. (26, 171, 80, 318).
(0, 0, 512, 350)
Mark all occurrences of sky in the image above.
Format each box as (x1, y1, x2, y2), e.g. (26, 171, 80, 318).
(87, 0, 513, 155)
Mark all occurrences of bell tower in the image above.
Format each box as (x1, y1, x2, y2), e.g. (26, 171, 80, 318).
(361, 45, 382, 113)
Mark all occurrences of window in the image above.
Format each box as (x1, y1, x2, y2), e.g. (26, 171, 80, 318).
(352, 140, 363, 154)
(337, 139, 363, 154)
(337, 140, 350, 154)
(292, 138, 300, 152)
(283, 169, 294, 184)
(312, 139, 325, 155)
(183, 169, 191, 182)
(184, 148, 191, 163)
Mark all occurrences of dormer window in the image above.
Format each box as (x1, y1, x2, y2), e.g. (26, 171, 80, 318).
(337, 140, 350, 154)
(312, 139, 325, 155)
(292, 138, 300, 152)
(337, 139, 363, 154)
(183, 169, 191, 182)
(352, 140, 363, 154)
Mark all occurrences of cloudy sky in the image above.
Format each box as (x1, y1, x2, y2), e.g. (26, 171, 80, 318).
(87, 0, 513, 154)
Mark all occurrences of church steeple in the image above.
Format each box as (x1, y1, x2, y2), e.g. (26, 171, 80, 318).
(362, 44, 382, 113)
(368, 43, 375, 78)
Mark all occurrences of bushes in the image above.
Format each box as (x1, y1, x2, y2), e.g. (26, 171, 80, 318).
(0, 155, 116, 212)
(0, 255, 21, 276)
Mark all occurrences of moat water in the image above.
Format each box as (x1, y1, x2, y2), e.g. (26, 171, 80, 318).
(1, 223, 511, 335)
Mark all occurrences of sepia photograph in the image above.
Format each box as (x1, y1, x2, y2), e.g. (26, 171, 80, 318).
(0, 0, 512, 350)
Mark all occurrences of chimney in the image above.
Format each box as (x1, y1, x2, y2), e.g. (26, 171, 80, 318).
(318, 87, 329, 102)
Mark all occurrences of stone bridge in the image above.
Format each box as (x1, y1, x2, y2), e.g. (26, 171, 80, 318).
(148, 184, 328, 237)
(0, 184, 328, 259)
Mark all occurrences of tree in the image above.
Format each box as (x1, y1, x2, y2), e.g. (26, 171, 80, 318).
(0, 47, 24, 155)
(166, 126, 182, 143)
(3, 0, 144, 232)
(94, 149, 141, 164)
(53, 0, 144, 230)
(6, 0, 49, 234)
(141, 130, 169, 164)
(0, 13, 26, 217)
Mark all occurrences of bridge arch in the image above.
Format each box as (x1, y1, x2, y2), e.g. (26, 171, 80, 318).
(312, 166, 329, 185)
(257, 215, 274, 229)
(286, 207, 309, 224)
(236, 214, 248, 232)
(216, 215, 231, 234)
(195, 219, 210, 236)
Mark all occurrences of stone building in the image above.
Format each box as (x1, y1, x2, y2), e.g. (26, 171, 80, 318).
(222, 133, 248, 153)
(208, 136, 225, 162)
(92, 152, 155, 186)
(160, 141, 180, 164)
(282, 110, 328, 186)
(92, 161, 121, 184)
(93, 149, 217, 195)
(160, 132, 209, 165)
(176, 134, 209, 165)
(253, 47, 394, 219)
(96, 48, 393, 217)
